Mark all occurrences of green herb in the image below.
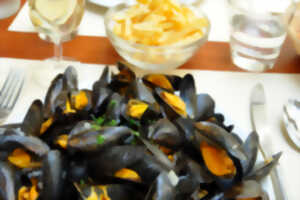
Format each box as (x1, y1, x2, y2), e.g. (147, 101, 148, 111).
(80, 179, 85, 185)
(129, 118, 141, 127)
(91, 115, 105, 126)
(97, 135, 105, 145)
(108, 100, 117, 109)
(131, 130, 140, 137)
(106, 119, 117, 126)
(92, 124, 101, 131)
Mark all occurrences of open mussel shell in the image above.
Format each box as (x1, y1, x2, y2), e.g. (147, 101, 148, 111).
(87, 145, 167, 184)
(21, 100, 44, 137)
(0, 133, 50, 157)
(98, 66, 111, 87)
(195, 121, 246, 161)
(179, 74, 198, 119)
(109, 62, 136, 95)
(68, 126, 132, 152)
(142, 74, 181, 92)
(41, 150, 64, 200)
(44, 74, 64, 118)
(241, 131, 259, 176)
(105, 93, 126, 124)
(63, 66, 78, 92)
(92, 81, 112, 113)
(0, 161, 19, 200)
(70, 89, 93, 113)
(128, 79, 156, 104)
(147, 118, 184, 149)
(145, 171, 177, 200)
(154, 88, 187, 120)
(245, 152, 282, 181)
(76, 184, 144, 200)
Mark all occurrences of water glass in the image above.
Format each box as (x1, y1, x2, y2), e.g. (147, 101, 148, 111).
(228, 0, 293, 72)
(0, 0, 20, 19)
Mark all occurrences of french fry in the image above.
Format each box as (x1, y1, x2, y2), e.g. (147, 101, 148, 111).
(113, 0, 208, 46)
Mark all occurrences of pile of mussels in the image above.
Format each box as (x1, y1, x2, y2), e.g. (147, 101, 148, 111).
(0, 63, 281, 200)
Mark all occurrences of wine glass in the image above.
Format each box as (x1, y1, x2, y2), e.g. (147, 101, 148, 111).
(28, 0, 85, 86)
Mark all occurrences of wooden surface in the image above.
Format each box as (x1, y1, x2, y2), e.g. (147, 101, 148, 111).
(1, 0, 300, 73)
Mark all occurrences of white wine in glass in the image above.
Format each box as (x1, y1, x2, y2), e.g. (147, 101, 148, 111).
(28, 0, 85, 86)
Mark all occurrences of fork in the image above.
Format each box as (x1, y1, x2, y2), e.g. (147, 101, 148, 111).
(0, 68, 25, 123)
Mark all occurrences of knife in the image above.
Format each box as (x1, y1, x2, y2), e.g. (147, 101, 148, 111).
(250, 83, 287, 200)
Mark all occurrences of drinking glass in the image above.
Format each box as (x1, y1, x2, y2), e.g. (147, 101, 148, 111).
(228, 0, 294, 72)
(0, 0, 20, 19)
(28, 0, 85, 85)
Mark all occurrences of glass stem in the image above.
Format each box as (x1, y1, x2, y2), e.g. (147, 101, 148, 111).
(54, 42, 63, 61)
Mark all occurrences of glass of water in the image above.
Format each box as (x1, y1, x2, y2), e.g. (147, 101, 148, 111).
(228, 0, 294, 72)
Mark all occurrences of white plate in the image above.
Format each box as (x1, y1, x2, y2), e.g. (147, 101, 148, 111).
(88, 0, 201, 7)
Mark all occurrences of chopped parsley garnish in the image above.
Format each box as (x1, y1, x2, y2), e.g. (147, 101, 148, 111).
(91, 124, 101, 131)
(131, 130, 140, 137)
(106, 119, 117, 126)
(91, 115, 105, 126)
(97, 135, 105, 145)
(129, 118, 141, 127)
(108, 100, 117, 109)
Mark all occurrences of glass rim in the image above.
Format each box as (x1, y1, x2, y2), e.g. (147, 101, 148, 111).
(227, 0, 294, 15)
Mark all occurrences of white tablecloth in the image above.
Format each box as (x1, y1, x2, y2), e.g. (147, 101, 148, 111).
(8, 0, 230, 42)
(0, 57, 299, 199)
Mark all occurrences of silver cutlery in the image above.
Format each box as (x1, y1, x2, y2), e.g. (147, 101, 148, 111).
(283, 99, 300, 149)
(0, 68, 25, 124)
(250, 83, 287, 200)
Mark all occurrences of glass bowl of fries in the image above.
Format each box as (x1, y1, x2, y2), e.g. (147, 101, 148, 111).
(104, 2, 210, 71)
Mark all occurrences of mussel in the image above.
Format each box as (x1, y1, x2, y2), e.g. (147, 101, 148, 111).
(0, 65, 281, 200)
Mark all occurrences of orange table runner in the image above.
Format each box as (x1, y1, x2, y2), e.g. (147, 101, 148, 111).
(1, 0, 300, 73)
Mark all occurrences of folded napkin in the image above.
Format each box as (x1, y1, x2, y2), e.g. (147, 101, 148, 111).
(8, 0, 230, 42)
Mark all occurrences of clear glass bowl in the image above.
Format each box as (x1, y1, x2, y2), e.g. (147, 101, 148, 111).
(104, 4, 210, 71)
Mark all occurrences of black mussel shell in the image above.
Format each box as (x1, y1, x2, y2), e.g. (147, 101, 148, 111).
(0, 161, 19, 200)
(98, 66, 111, 87)
(92, 82, 112, 113)
(179, 74, 197, 119)
(147, 119, 184, 149)
(195, 122, 246, 161)
(44, 74, 64, 118)
(154, 88, 186, 120)
(22, 100, 43, 137)
(241, 131, 259, 176)
(145, 171, 177, 200)
(0, 133, 50, 156)
(68, 126, 132, 152)
(68, 120, 93, 138)
(105, 93, 126, 124)
(245, 152, 282, 181)
(128, 79, 156, 104)
(88, 145, 166, 184)
(41, 150, 64, 200)
(142, 74, 181, 92)
(196, 94, 215, 121)
(77, 184, 144, 200)
(109, 62, 136, 94)
(63, 66, 78, 92)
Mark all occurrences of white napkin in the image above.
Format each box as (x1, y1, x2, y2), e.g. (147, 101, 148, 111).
(8, 0, 231, 42)
(0, 57, 299, 200)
